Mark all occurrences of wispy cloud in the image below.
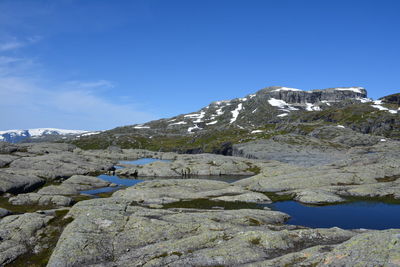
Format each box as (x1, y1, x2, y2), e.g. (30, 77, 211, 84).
(0, 55, 156, 131)
(0, 36, 41, 51)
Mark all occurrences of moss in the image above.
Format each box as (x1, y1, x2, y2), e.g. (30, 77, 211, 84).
(162, 198, 263, 210)
(171, 251, 183, 257)
(245, 163, 261, 175)
(375, 175, 400, 183)
(249, 237, 261, 245)
(247, 217, 262, 226)
(264, 192, 295, 202)
(0, 196, 57, 214)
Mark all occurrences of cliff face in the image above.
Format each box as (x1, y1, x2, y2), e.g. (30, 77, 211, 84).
(257, 86, 367, 104)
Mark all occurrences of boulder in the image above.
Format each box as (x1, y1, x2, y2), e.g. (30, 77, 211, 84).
(294, 190, 346, 205)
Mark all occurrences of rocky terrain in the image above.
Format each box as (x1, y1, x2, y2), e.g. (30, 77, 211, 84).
(0, 86, 399, 266)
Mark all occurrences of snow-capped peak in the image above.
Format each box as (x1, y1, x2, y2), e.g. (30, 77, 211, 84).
(0, 128, 87, 136)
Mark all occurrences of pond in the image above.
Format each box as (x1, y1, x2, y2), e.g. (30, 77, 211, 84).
(82, 158, 248, 195)
(270, 200, 400, 230)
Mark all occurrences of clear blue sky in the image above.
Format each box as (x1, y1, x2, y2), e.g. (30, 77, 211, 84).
(0, 0, 399, 131)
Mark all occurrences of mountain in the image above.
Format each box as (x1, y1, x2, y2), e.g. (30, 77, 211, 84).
(0, 128, 88, 143)
(69, 86, 399, 152)
(127, 86, 373, 134)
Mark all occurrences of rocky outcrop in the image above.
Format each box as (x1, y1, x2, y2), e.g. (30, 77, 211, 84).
(0, 142, 18, 154)
(113, 179, 271, 205)
(380, 92, 400, 105)
(257, 86, 367, 105)
(9, 151, 113, 180)
(116, 153, 260, 177)
(234, 139, 400, 203)
(242, 229, 400, 266)
(232, 134, 345, 167)
(0, 155, 18, 168)
(8, 193, 73, 207)
(48, 196, 363, 267)
(47, 179, 400, 267)
(0, 212, 53, 265)
(9, 175, 113, 207)
(0, 171, 45, 194)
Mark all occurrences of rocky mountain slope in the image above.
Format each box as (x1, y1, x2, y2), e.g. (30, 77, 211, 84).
(0, 128, 89, 143)
(71, 86, 400, 152)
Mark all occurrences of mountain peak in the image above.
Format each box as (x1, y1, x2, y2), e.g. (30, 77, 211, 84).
(0, 128, 88, 143)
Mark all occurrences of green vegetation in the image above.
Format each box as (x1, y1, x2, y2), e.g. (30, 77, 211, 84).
(264, 192, 295, 202)
(0, 196, 56, 214)
(162, 198, 263, 210)
(7, 209, 73, 267)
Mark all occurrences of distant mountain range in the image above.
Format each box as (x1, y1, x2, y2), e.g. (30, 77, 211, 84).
(0, 128, 89, 143)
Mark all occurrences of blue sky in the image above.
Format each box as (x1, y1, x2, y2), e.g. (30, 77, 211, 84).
(0, 0, 399, 131)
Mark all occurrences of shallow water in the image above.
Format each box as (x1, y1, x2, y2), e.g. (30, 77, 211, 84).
(80, 174, 144, 195)
(83, 158, 248, 195)
(117, 158, 171, 166)
(270, 200, 400, 230)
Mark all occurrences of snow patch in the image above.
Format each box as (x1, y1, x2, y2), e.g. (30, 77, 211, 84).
(334, 87, 365, 94)
(133, 125, 150, 129)
(321, 100, 332, 106)
(230, 103, 243, 123)
(380, 138, 387, 142)
(268, 98, 288, 108)
(80, 131, 102, 137)
(169, 121, 187, 126)
(371, 101, 398, 114)
(252, 108, 257, 113)
(305, 103, 322, 111)
(206, 121, 218, 125)
(273, 87, 302, 92)
(184, 111, 205, 123)
(187, 125, 202, 133)
(251, 130, 264, 134)
(277, 113, 288, 117)
(337, 125, 345, 128)
(356, 98, 372, 103)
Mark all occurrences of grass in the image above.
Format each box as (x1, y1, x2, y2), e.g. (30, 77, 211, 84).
(7, 209, 74, 267)
(0, 196, 57, 214)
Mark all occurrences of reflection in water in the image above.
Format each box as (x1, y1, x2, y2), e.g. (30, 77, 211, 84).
(118, 158, 171, 166)
(80, 174, 144, 195)
(270, 200, 400, 230)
